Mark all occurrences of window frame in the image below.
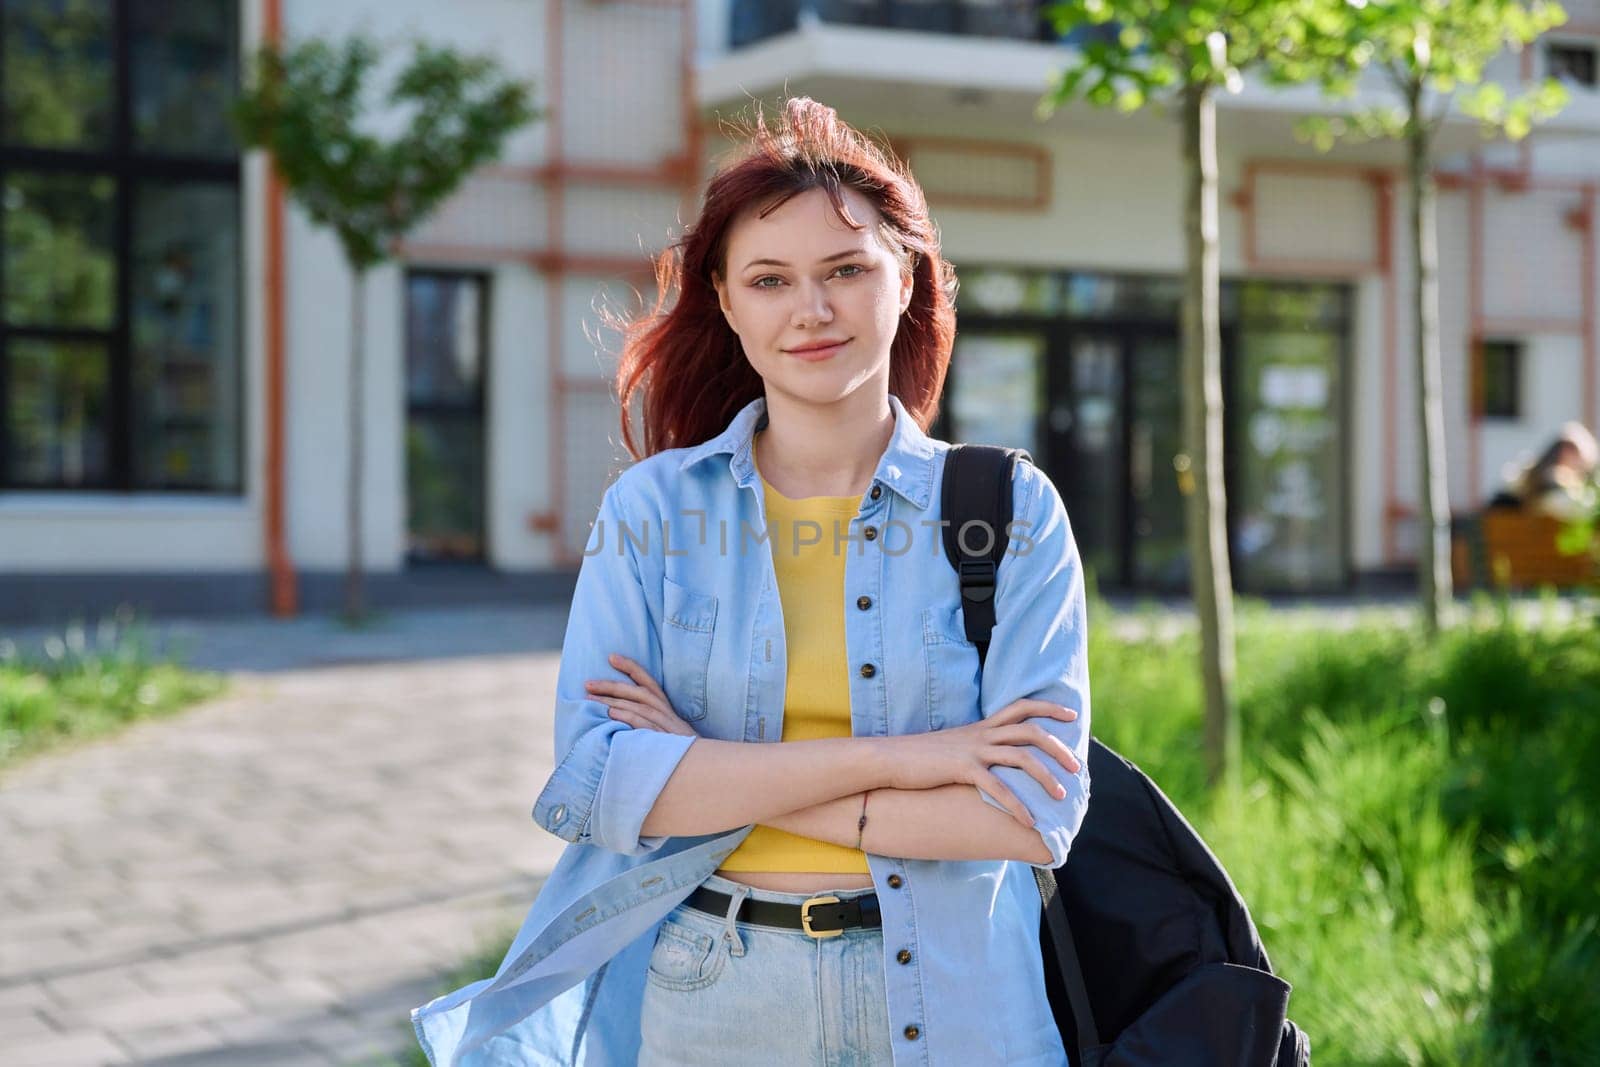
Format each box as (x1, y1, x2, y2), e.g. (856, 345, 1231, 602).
(1477, 338, 1523, 421)
(1545, 37, 1600, 89)
(0, 0, 243, 494)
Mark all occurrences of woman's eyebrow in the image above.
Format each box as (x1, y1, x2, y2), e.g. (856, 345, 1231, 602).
(741, 248, 870, 271)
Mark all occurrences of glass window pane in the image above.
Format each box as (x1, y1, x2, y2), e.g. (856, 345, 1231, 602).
(2, 171, 117, 328)
(130, 182, 241, 491)
(1064, 336, 1123, 588)
(5, 338, 111, 487)
(1232, 328, 1346, 591)
(948, 332, 1044, 457)
(1129, 335, 1187, 589)
(407, 417, 486, 561)
(1, 0, 114, 149)
(131, 0, 240, 155)
(406, 274, 484, 407)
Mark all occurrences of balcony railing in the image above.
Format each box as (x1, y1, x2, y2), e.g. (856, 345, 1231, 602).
(729, 0, 1057, 50)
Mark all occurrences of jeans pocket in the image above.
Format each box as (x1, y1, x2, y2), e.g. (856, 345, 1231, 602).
(922, 602, 982, 731)
(646, 917, 726, 992)
(661, 576, 717, 722)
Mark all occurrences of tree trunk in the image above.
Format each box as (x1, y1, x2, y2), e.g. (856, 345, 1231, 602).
(344, 267, 368, 622)
(1181, 82, 1240, 789)
(1408, 85, 1453, 636)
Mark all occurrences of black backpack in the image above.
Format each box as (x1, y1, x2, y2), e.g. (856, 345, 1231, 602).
(940, 443, 1311, 1067)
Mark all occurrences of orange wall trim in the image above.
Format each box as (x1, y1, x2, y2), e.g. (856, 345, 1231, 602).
(263, 0, 297, 615)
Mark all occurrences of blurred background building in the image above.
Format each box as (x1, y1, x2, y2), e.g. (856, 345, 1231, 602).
(2, 0, 1599, 621)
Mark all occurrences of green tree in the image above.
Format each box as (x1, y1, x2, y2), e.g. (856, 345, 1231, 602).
(1298, 0, 1568, 637)
(232, 36, 537, 621)
(1040, 1, 1339, 787)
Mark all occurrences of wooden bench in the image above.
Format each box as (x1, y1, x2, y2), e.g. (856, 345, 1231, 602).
(1452, 510, 1594, 589)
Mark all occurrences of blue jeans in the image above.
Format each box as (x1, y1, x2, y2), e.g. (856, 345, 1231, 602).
(638, 874, 895, 1066)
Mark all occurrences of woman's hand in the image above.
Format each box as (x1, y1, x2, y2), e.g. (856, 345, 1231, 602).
(880, 699, 1081, 827)
(584, 654, 697, 736)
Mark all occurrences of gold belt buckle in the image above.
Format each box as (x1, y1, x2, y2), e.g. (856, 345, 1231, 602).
(800, 895, 843, 939)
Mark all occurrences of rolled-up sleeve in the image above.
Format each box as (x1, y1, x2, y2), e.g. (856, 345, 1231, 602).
(974, 463, 1092, 869)
(530, 479, 696, 855)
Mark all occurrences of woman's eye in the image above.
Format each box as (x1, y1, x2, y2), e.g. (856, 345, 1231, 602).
(835, 264, 864, 278)
(753, 276, 782, 289)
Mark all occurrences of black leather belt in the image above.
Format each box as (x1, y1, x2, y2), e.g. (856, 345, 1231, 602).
(686, 886, 882, 939)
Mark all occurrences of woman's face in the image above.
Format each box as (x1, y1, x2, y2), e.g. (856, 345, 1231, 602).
(713, 185, 913, 412)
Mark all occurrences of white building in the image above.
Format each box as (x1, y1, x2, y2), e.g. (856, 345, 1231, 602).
(2, 0, 1598, 622)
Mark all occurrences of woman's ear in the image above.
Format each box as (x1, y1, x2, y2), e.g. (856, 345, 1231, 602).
(712, 272, 740, 333)
(898, 266, 914, 315)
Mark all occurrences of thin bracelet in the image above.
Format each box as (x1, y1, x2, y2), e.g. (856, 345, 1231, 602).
(854, 791, 870, 851)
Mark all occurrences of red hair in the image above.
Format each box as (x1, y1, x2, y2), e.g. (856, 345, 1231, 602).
(611, 97, 956, 460)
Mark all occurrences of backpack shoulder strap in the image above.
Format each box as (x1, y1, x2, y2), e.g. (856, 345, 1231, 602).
(940, 443, 1100, 1053)
(939, 443, 1031, 669)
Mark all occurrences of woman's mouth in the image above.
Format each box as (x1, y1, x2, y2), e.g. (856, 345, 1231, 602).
(783, 338, 850, 361)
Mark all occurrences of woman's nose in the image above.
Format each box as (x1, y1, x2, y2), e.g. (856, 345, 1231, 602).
(791, 282, 833, 327)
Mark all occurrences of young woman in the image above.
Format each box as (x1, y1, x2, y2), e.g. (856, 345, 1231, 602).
(412, 98, 1091, 1067)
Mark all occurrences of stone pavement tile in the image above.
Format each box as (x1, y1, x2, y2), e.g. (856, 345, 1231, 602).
(0, 981, 56, 1012)
(140, 1035, 337, 1067)
(132, 951, 279, 996)
(109, 1020, 229, 1062)
(227, 973, 342, 1014)
(0, 1003, 61, 1043)
(39, 966, 148, 1010)
(0, 930, 82, 974)
(2, 905, 104, 938)
(202, 1005, 328, 1048)
(72, 987, 252, 1031)
(292, 1009, 384, 1056)
(69, 917, 207, 960)
(8, 1031, 131, 1066)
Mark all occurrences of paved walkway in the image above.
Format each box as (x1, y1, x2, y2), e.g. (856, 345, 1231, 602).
(1, 607, 572, 1066)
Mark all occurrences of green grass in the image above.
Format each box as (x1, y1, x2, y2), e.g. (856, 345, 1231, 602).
(1097, 605, 1600, 1066)
(405, 601, 1600, 1066)
(0, 609, 225, 771)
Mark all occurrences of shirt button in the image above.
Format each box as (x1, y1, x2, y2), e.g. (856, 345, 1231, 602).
(856, 595, 872, 611)
(863, 525, 879, 541)
(904, 1025, 921, 1041)
(897, 948, 912, 964)
(870, 485, 882, 500)
(887, 874, 903, 888)
(859, 663, 877, 679)
(548, 804, 567, 827)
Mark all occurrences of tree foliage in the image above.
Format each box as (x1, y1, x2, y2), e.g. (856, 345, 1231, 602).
(232, 35, 538, 269)
(1040, 0, 1349, 116)
(1293, 0, 1568, 149)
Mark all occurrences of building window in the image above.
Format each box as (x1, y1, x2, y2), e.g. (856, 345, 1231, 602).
(1479, 340, 1522, 420)
(1547, 41, 1598, 88)
(1, 0, 241, 493)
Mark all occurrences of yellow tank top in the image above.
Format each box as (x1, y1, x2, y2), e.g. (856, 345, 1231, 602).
(719, 445, 869, 874)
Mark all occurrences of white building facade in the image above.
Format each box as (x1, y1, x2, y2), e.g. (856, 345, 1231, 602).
(2, 0, 1598, 621)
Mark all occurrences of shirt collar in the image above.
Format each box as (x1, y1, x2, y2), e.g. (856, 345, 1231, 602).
(676, 393, 939, 510)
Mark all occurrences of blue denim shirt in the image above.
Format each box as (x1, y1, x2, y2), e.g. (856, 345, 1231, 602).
(412, 393, 1091, 1066)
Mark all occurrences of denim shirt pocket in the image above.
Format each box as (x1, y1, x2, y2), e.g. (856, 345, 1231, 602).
(662, 575, 718, 722)
(921, 602, 982, 731)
